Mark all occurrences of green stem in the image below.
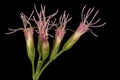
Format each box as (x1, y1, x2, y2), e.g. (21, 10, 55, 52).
(31, 61, 36, 80)
(35, 57, 45, 79)
(35, 55, 41, 73)
(37, 60, 52, 79)
(36, 50, 65, 80)
(55, 50, 65, 59)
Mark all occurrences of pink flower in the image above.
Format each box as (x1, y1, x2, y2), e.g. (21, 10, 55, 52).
(50, 11, 72, 59)
(33, 5, 58, 41)
(62, 5, 106, 51)
(76, 5, 106, 37)
(6, 11, 34, 34)
(55, 11, 72, 41)
(33, 5, 58, 60)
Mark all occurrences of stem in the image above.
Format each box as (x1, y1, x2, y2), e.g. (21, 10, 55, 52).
(35, 56, 45, 79)
(36, 50, 65, 79)
(35, 55, 41, 74)
(31, 61, 35, 80)
(38, 60, 52, 78)
(55, 49, 65, 59)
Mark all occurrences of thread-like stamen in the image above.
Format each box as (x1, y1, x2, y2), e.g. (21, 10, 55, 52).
(87, 7, 95, 17)
(34, 4, 59, 39)
(34, 5, 40, 18)
(91, 18, 101, 25)
(79, 5, 106, 37)
(85, 8, 92, 18)
(84, 7, 94, 24)
(48, 10, 58, 18)
(90, 22, 106, 27)
(81, 5, 86, 21)
(41, 5, 46, 26)
(88, 28, 98, 37)
(66, 29, 75, 32)
(48, 34, 54, 38)
(59, 11, 72, 30)
(88, 10, 99, 25)
(48, 19, 57, 30)
(20, 11, 34, 28)
(5, 28, 23, 34)
(6, 10, 34, 35)
(29, 10, 34, 20)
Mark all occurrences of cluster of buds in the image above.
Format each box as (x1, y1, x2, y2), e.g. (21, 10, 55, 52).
(6, 4, 106, 80)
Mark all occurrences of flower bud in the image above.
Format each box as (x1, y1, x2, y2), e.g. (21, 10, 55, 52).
(24, 28, 35, 61)
(50, 27, 65, 59)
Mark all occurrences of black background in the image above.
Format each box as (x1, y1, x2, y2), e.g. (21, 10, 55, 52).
(1, 0, 114, 80)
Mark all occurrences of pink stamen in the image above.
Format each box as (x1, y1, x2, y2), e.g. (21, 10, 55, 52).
(77, 5, 106, 36)
(59, 11, 72, 30)
(5, 28, 23, 34)
(54, 11, 72, 41)
(6, 11, 34, 34)
(34, 5, 58, 41)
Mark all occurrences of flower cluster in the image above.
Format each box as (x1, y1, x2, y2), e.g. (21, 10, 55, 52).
(6, 4, 106, 80)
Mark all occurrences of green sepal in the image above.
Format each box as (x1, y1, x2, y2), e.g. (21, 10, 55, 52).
(62, 33, 81, 51)
(37, 39, 42, 55)
(50, 39, 60, 59)
(26, 39, 35, 61)
(41, 41, 50, 60)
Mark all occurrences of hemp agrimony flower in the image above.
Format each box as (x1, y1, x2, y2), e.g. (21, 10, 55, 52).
(6, 11, 36, 79)
(6, 4, 106, 80)
(6, 11, 36, 62)
(50, 11, 72, 59)
(20, 12, 35, 62)
(62, 5, 106, 51)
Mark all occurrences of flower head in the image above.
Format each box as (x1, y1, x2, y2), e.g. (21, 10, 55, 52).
(76, 5, 106, 36)
(62, 5, 106, 51)
(20, 12, 36, 61)
(6, 11, 35, 61)
(55, 11, 72, 41)
(33, 5, 58, 60)
(33, 5, 58, 41)
(50, 11, 72, 59)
